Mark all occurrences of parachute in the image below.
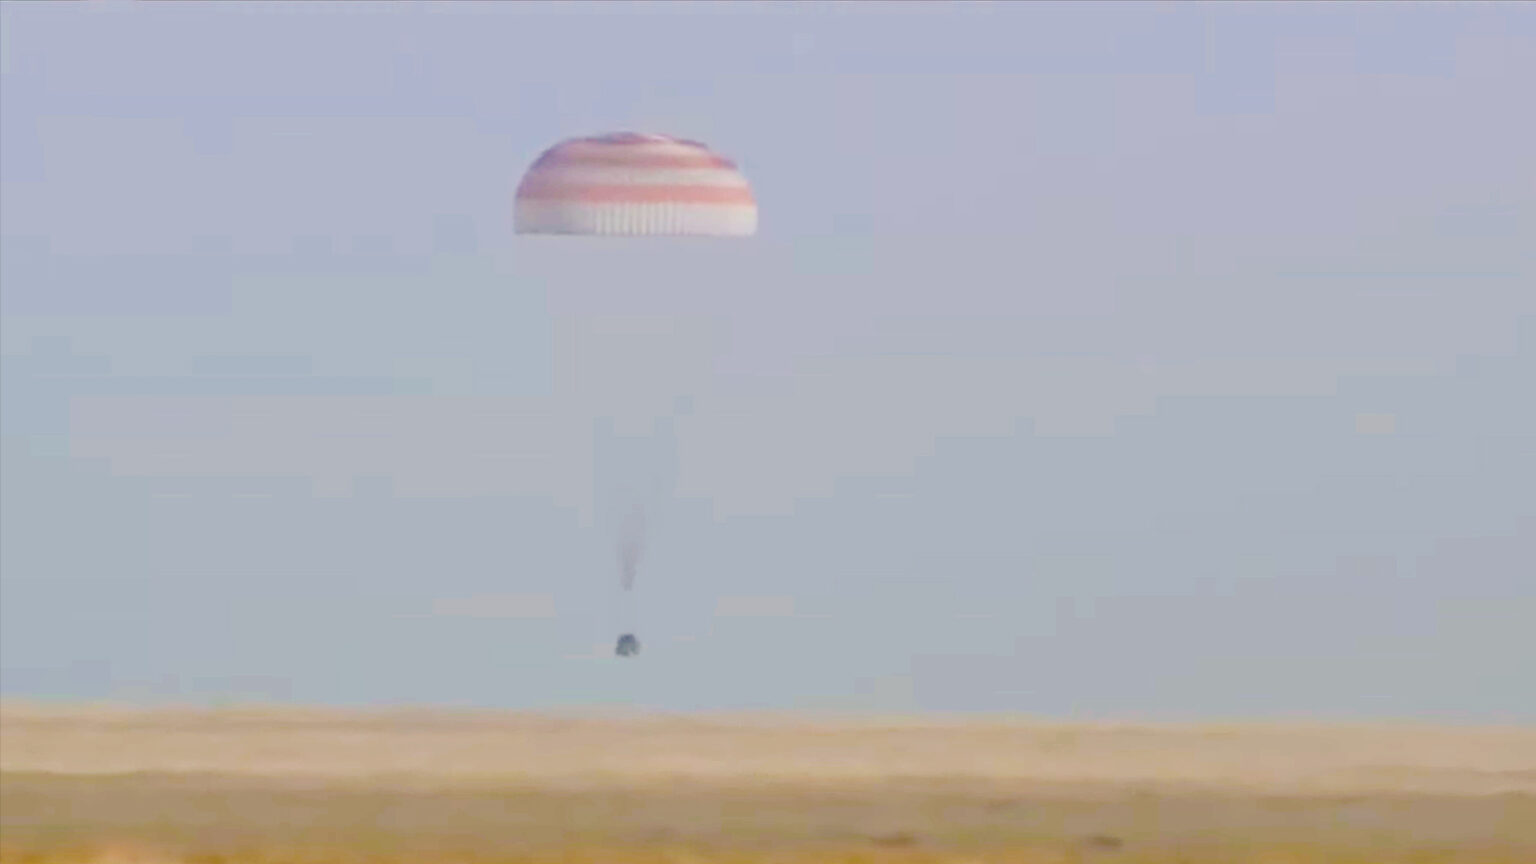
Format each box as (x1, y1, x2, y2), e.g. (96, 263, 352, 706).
(514, 132, 757, 237)
(514, 132, 756, 658)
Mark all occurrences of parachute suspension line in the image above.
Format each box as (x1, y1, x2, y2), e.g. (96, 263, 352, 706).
(618, 502, 645, 592)
(615, 502, 645, 657)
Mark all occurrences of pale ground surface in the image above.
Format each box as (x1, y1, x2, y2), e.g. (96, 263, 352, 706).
(3, 703, 1535, 863)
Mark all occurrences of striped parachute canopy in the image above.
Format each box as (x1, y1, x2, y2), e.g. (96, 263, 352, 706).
(514, 132, 757, 237)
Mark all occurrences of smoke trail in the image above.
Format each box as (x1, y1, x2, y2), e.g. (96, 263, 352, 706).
(617, 504, 646, 591)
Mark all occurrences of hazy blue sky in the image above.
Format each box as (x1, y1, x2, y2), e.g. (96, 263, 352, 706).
(2, 2, 1532, 719)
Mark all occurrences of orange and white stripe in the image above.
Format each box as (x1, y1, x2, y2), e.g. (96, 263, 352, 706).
(514, 132, 757, 236)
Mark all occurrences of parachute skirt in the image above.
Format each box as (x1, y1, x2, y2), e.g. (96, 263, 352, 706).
(515, 200, 757, 237)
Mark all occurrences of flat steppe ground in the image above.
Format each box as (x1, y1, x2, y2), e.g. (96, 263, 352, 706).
(2, 703, 1534, 863)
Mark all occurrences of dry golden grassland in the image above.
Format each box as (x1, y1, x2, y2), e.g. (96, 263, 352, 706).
(2, 703, 1534, 863)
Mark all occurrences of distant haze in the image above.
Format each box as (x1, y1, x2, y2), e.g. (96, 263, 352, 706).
(1, 2, 1532, 718)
